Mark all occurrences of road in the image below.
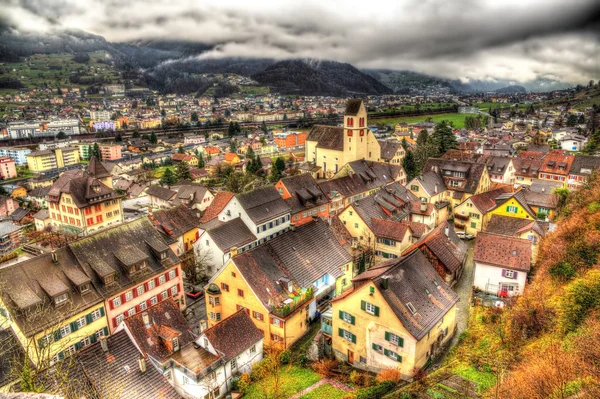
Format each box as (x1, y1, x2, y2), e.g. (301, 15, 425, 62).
(184, 295, 207, 335)
(450, 239, 475, 347)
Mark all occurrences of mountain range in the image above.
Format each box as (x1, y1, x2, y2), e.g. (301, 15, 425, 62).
(0, 27, 574, 95)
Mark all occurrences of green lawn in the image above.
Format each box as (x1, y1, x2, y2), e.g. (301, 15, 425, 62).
(238, 85, 270, 96)
(374, 113, 477, 129)
(243, 366, 322, 399)
(451, 363, 496, 392)
(299, 383, 351, 399)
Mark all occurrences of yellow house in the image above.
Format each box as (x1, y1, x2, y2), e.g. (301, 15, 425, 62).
(485, 214, 550, 264)
(205, 220, 353, 348)
(484, 190, 537, 228)
(331, 250, 458, 378)
(305, 99, 381, 179)
(10, 186, 27, 199)
(47, 157, 123, 236)
(453, 186, 513, 236)
(26, 147, 81, 173)
(0, 249, 109, 369)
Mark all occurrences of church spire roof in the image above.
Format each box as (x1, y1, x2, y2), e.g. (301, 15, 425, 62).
(87, 155, 111, 179)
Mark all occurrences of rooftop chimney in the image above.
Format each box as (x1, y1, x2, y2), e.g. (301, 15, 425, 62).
(444, 225, 450, 237)
(142, 312, 150, 328)
(138, 356, 147, 373)
(51, 250, 58, 263)
(420, 202, 427, 212)
(381, 276, 389, 290)
(100, 336, 109, 353)
(289, 223, 296, 232)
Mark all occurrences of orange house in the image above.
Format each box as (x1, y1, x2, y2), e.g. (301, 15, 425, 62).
(275, 173, 329, 226)
(274, 132, 308, 149)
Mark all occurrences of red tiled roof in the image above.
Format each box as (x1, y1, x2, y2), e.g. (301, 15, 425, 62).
(473, 232, 532, 272)
(371, 218, 410, 241)
(199, 191, 234, 223)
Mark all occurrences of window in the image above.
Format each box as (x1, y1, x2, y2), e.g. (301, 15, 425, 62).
(506, 206, 518, 213)
(386, 332, 404, 347)
(271, 317, 282, 327)
(361, 300, 379, 316)
(95, 328, 106, 339)
(253, 311, 264, 321)
(55, 293, 68, 306)
(159, 275, 166, 285)
(96, 215, 103, 223)
(470, 222, 477, 228)
(125, 291, 133, 302)
(150, 296, 158, 305)
(505, 269, 515, 278)
(139, 301, 147, 311)
(76, 316, 87, 329)
(341, 329, 355, 343)
(170, 285, 178, 296)
(65, 344, 77, 356)
(59, 324, 71, 337)
(161, 291, 168, 300)
(384, 349, 402, 362)
(238, 289, 244, 297)
(137, 285, 145, 296)
(91, 309, 102, 321)
(410, 185, 419, 191)
(80, 337, 91, 348)
(221, 283, 230, 292)
(231, 357, 237, 370)
(406, 302, 417, 314)
(249, 345, 256, 354)
(148, 279, 156, 290)
(341, 311, 354, 324)
(210, 312, 221, 321)
(169, 269, 176, 280)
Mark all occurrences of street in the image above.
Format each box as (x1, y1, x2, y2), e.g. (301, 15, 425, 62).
(183, 295, 207, 335)
(450, 240, 476, 347)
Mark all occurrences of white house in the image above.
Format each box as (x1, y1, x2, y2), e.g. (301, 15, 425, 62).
(484, 156, 515, 185)
(473, 232, 532, 297)
(559, 135, 587, 152)
(217, 186, 291, 244)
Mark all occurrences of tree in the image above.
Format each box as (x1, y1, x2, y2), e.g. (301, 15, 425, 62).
(93, 143, 102, 161)
(197, 153, 205, 168)
(178, 146, 185, 154)
(566, 114, 578, 127)
(228, 122, 236, 138)
(430, 120, 457, 156)
(115, 134, 122, 143)
(401, 137, 409, 151)
(190, 111, 198, 122)
(159, 168, 177, 187)
(259, 136, 267, 146)
(56, 131, 67, 140)
(416, 130, 429, 147)
(185, 246, 213, 286)
(269, 157, 286, 182)
(132, 130, 140, 139)
(225, 172, 255, 193)
(261, 121, 268, 133)
(175, 161, 192, 181)
(402, 150, 418, 180)
(229, 140, 237, 153)
(246, 147, 259, 174)
(149, 131, 158, 144)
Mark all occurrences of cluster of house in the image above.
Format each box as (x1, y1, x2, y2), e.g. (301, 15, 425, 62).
(0, 98, 598, 398)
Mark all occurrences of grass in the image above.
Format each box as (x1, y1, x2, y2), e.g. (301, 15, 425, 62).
(374, 113, 478, 129)
(243, 365, 322, 399)
(451, 363, 496, 392)
(237, 85, 270, 96)
(299, 383, 351, 399)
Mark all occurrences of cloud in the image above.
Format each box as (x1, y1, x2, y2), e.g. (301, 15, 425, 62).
(2, 0, 599, 84)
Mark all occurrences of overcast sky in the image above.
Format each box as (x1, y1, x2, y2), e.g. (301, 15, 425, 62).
(3, 0, 599, 84)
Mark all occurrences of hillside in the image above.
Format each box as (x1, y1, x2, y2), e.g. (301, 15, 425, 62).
(543, 84, 600, 110)
(495, 85, 526, 94)
(252, 60, 392, 96)
(363, 69, 455, 94)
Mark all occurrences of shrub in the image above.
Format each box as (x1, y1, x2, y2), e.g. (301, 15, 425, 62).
(354, 381, 395, 399)
(237, 372, 251, 393)
(548, 261, 576, 282)
(280, 349, 291, 365)
(312, 359, 338, 377)
(376, 368, 402, 384)
(349, 370, 369, 387)
(560, 270, 600, 333)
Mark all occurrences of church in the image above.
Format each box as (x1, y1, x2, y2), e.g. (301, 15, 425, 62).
(305, 99, 381, 178)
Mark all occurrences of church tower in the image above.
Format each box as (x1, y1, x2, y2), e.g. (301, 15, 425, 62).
(343, 99, 370, 161)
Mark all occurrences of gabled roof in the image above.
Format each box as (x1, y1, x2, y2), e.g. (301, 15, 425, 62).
(87, 156, 111, 179)
(569, 154, 600, 176)
(350, 250, 459, 340)
(236, 186, 290, 225)
(69, 218, 179, 297)
(410, 171, 446, 197)
(279, 173, 327, 214)
(473, 232, 532, 272)
(466, 186, 513, 213)
(344, 160, 403, 189)
(202, 310, 263, 361)
(200, 191, 235, 224)
(485, 214, 550, 238)
(378, 140, 403, 161)
(345, 99, 363, 115)
(307, 125, 344, 151)
(406, 222, 467, 273)
(151, 205, 201, 238)
(123, 299, 195, 360)
(539, 150, 574, 176)
(145, 185, 177, 201)
(422, 158, 487, 194)
(489, 190, 536, 217)
(371, 218, 410, 241)
(352, 191, 408, 230)
(48, 166, 119, 209)
(207, 218, 256, 252)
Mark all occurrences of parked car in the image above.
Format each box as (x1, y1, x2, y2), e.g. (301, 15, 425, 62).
(185, 290, 204, 299)
(456, 232, 475, 240)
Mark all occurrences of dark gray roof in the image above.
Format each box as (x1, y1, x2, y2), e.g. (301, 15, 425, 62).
(0, 222, 21, 236)
(411, 171, 446, 197)
(207, 218, 256, 252)
(266, 219, 352, 288)
(486, 214, 550, 238)
(279, 173, 327, 214)
(353, 189, 408, 229)
(146, 185, 177, 201)
(237, 186, 290, 224)
(307, 125, 345, 151)
(378, 140, 403, 161)
(345, 160, 402, 189)
(360, 250, 459, 340)
(569, 154, 600, 175)
(69, 218, 180, 297)
(410, 222, 467, 273)
(345, 99, 363, 115)
(203, 310, 263, 362)
(422, 158, 487, 194)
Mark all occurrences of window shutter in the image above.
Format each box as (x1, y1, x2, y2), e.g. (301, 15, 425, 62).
(155, 277, 160, 286)
(86, 314, 93, 324)
(133, 288, 138, 298)
(112, 318, 118, 328)
(58, 351, 64, 360)
(144, 282, 149, 291)
(385, 331, 390, 341)
(103, 327, 109, 336)
(75, 342, 82, 351)
(147, 299, 152, 307)
(501, 269, 507, 277)
(54, 330, 62, 341)
(506, 206, 509, 212)
(174, 268, 179, 277)
(513, 272, 518, 279)
(165, 272, 170, 282)
(100, 307, 105, 317)
(374, 306, 380, 317)
(351, 315, 356, 325)
(399, 337, 404, 348)
(338, 328, 344, 337)
(398, 355, 403, 363)
(136, 305, 141, 313)
(109, 299, 114, 310)
(120, 293, 127, 304)
(372, 343, 378, 351)
(90, 334, 97, 344)
(360, 300, 366, 311)
(384, 348, 389, 356)
(352, 333, 356, 344)
(339, 310, 344, 320)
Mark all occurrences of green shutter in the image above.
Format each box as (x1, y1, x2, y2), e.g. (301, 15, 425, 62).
(90, 333, 97, 344)
(338, 328, 344, 337)
(350, 315, 355, 325)
(70, 321, 78, 332)
(374, 306, 380, 317)
(384, 348, 390, 356)
(339, 310, 344, 320)
(369, 286, 375, 294)
(506, 206, 509, 212)
(103, 327, 109, 336)
(57, 351, 64, 360)
(54, 330, 62, 341)
(372, 343, 378, 351)
(74, 342, 82, 351)
(361, 300, 366, 311)
(399, 337, 404, 347)
(398, 355, 403, 363)
(86, 314, 93, 324)
(99, 307, 105, 317)
(351, 333, 356, 344)
(385, 331, 391, 341)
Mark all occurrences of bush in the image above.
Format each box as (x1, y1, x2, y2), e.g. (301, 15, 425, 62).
(560, 270, 600, 333)
(349, 370, 369, 387)
(549, 261, 576, 282)
(354, 381, 395, 399)
(236, 372, 251, 393)
(280, 349, 291, 365)
(311, 359, 337, 378)
(294, 353, 308, 367)
(376, 368, 402, 384)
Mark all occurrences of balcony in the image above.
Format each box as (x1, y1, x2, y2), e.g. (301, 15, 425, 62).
(271, 286, 314, 318)
(454, 213, 469, 221)
(454, 222, 465, 230)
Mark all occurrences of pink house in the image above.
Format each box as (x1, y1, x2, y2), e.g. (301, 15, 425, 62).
(0, 158, 17, 180)
(0, 196, 18, 216)
(99, 144, 122, 161)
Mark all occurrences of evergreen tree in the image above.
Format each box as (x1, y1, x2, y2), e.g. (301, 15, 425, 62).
(234, 122, 241, 134)
(178, 146, 185, 154)
(228, 122, 235, 137)
(87, 145, 93, 160)
(246, 147, 258, 174)
(160, 168, 177, 187)
(583, 129, 600, 155)
(115, 134, 122, 143)
(401, 137, 409, 151)
(261, 121, 268, 133)
(93, 143, 102, 161)
(191, 112, 198, 122)
(175, 161, 192, 181)
(269, 156, 286, 182)
(402, 150, 418, 180)
(132, 130, 140, 138)
(229, 140, 237, 153)
(198, 153, 205, 168)
(430, 121, 456, 156)
(416, 130, 429, 147)
(149, 131, 158, 144)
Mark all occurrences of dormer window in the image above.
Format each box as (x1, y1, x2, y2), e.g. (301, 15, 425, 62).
(79, 284, 90, 294)
(104, 274, 115, 285)
(172, 337, 179, 352)
(55, 293, 68, 306)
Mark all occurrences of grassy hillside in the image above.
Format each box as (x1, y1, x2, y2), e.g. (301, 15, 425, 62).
(544, 85, 600, 110)
(375, 113, 479, 129)
(390, 174, 600, 399)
